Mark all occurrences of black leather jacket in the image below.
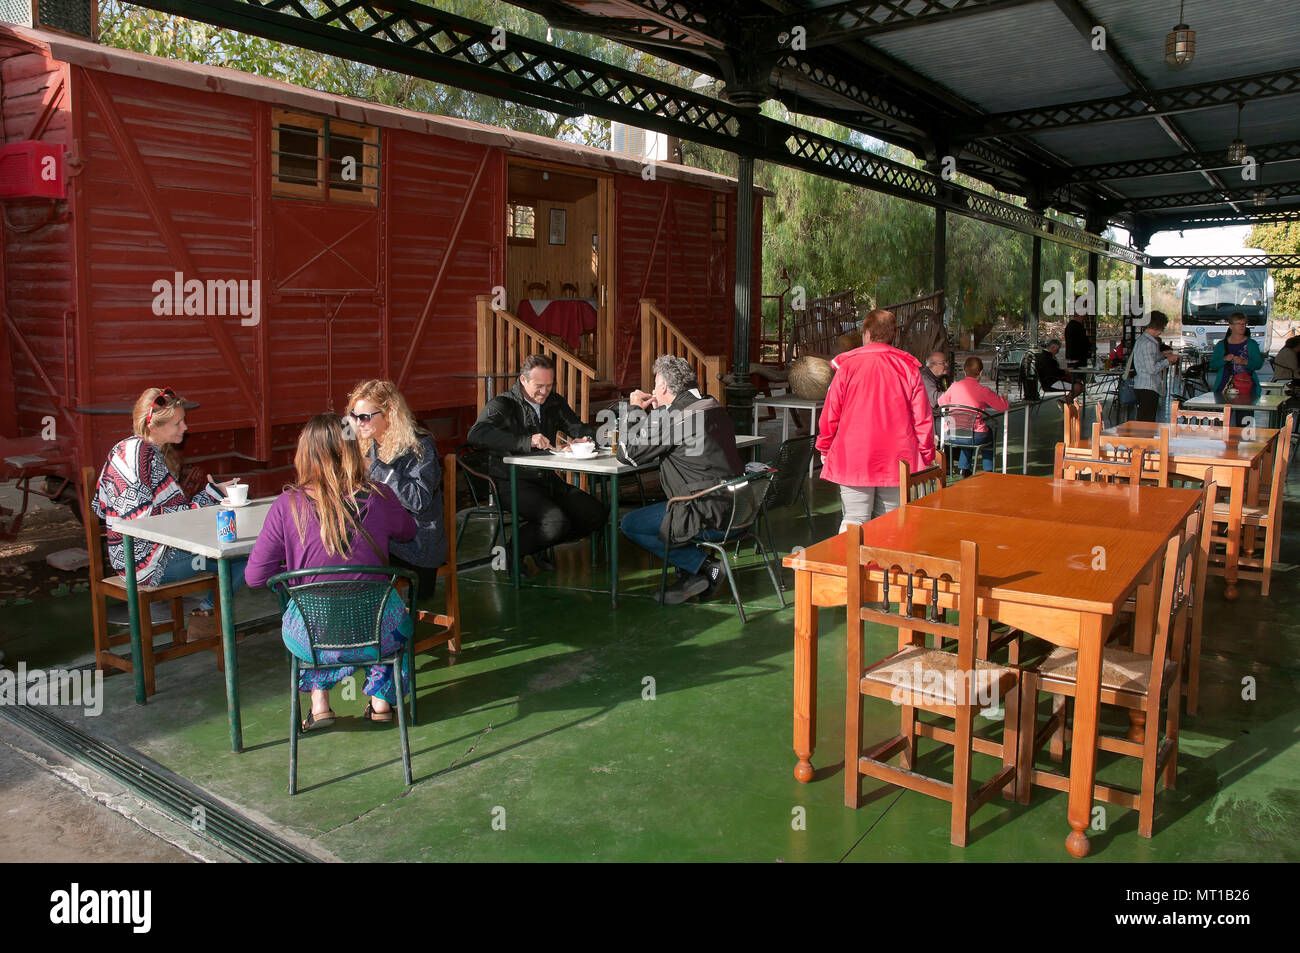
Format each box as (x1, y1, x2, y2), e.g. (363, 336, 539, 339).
(615, 391, 751, 544)
(467, 383, 595, 483)
(366, 433, 447, 569)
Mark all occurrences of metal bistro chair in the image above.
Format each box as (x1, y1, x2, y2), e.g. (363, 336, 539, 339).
(754, 435, 817, 563)
(453, 446, 512, 558)
(658, 470, 784, 623)
(268, 566, 417, 795)
(936, 404, 1000, 477)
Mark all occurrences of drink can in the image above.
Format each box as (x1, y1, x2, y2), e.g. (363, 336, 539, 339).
(217, 507, 237, 544)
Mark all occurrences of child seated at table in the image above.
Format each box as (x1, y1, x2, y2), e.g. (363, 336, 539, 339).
(244, 414, 418, 731)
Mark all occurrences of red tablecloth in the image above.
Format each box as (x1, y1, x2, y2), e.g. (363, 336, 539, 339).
(517, 298, 598, 350)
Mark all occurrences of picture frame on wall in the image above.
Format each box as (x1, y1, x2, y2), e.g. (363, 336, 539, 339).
(549, 208, 566, 245)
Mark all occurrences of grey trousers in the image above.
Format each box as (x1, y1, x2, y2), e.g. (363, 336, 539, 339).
(838, 484, 900, 533)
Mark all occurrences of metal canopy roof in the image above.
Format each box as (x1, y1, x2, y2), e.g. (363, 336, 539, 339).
(521, 0, 1300, 242)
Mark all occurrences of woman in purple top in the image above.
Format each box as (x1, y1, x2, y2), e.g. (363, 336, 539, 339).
(245, 414, 417, 730)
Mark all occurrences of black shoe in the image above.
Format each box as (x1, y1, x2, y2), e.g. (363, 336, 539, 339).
(660, 572, 710, 605)
(958, 469, 973, 479)
(700, 558, 726, 600)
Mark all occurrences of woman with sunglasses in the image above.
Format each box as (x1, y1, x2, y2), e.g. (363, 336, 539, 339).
(93, 387, 247, 630)
(244, 414, 417, 729)
(344, 380, 446, 603)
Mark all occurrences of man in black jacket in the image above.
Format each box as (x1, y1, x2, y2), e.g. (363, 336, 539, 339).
(467, 354, 605, 569)
(616, 355, 750, 604)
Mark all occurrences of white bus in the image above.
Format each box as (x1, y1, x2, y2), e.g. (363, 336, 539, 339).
(1178, 260, 1271, 351)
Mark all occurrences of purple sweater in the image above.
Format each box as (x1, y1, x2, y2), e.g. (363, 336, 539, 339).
(245, 486, 417, 589)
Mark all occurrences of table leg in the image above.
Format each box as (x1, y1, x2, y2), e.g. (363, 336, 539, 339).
(1002, 409, 1009, 474)
(782, 407, 790, 446)
(793, 569, 818, 783)
(1224, 467, 1245, 600)
(219, 557, 242, 753)
(510, 465, 520, 589)
(1066, 613, 1105, 858)
(610, 472, 620, 610)
(1128, 564, 1158, 742)
(123, 535, 147, 705)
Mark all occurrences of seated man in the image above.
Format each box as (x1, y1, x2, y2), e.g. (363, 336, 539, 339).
(467, 354, 606, 573)
(938, 356, 1009, 476)
(1037, 339, 1083, 399)
(920, 350, 950, 410)
(616, 355, 748, 605)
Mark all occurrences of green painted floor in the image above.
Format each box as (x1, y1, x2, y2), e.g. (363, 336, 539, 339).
(4, 406, 1299, 862)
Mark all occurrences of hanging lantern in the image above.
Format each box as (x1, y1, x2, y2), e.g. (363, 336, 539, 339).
(1226, 102, 1247, 163)
(1165, 1, 1195, 69)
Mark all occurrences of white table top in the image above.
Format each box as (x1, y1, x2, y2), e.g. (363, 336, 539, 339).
(1183, 390, 1289, 411)
(111, 499, 274, 560)
(503, 434, 765, 474)
(754, 395, 825, 409)
(1066, 365, 1121, 376)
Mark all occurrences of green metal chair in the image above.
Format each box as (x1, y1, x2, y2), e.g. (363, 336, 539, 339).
(657, 470, 785, 623)
(267, 565, 417, 795)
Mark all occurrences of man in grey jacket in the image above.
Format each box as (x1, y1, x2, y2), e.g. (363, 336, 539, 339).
(1132, 311, 1180, 422)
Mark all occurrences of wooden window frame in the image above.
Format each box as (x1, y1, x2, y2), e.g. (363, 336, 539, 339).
(508, 202, 537, 246)
(272, 109, 379, 207)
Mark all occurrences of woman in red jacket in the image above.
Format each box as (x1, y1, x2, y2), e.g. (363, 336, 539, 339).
(815, 309, 936, 531)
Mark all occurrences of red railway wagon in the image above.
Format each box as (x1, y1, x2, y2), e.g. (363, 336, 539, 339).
(0, 23, 762, 521)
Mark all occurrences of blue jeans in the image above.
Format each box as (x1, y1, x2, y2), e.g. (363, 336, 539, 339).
(154, 548, 248, 611)
(621, 503, 725, 576)
(946, 432, 995, 472)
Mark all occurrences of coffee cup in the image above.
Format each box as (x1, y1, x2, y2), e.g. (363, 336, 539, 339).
(570, 441, 597, 458)
(226, 482, 249, 505)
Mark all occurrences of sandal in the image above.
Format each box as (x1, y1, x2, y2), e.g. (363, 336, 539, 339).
(300, 709, 336, 732)
(362, 702, 394, 723)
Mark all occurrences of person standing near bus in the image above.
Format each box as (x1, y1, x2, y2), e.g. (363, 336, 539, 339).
(1132, 311, 1179, 422)
(1209, 312, 1264, 393)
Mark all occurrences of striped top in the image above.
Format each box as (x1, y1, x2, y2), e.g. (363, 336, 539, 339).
(93, 437, 223, 586)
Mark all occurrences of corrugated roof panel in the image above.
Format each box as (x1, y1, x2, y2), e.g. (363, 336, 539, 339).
(1175, 97, 1300, 154)
(866, 1, 1129, 113)
(1029, 119, 1177, 165)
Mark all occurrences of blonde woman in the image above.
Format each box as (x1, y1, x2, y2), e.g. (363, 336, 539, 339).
(244, 415, 417, 729)
(345, 380, 446, 599)
(94, 387, 245, 626)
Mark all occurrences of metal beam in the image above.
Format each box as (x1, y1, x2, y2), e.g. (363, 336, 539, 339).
(764, 0, 1041, 51)
(1065, 138, 1300, 184)
(1148, 254, 1300, 269)
(972, 67, 1300, 137)
(1120, 179, 1300, 213)
(1137, 206, 1300, 231)
(131, 0, 1144, 262)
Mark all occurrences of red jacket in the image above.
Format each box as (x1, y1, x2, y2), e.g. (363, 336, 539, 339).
(816, 343, 935, 487)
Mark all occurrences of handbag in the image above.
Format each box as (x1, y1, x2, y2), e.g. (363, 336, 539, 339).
(1118, 351, 1138, 405)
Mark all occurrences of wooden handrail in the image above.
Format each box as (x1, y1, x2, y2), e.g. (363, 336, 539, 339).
(639, 298, 728, 407)
(475, 294, 594, 426)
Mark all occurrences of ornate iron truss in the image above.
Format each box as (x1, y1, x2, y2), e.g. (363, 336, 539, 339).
(977, 67, 1300, 136)
(1136, 206, 1300, 231)
(1121, 179, 1300, 213)
(764, 0, 1040, 50)
(132, 0, 1148, 264)
(1148, 254, 1300, 269)
(1065, 139, 1300, 184)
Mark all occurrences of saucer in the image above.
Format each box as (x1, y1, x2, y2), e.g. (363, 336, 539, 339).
(220, 499, 251, 508)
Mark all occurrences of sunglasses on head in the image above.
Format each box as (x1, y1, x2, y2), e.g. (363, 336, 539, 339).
(145, 388, 179, 426)
(349, 409, 384, 423)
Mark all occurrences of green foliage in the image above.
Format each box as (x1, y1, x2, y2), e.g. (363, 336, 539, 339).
(1248, 223, 1300, 320)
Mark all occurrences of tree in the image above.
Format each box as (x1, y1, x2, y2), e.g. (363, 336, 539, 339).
(1248, 222, 1299, 321)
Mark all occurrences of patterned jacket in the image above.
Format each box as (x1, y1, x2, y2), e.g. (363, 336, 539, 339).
(93, 437, 223, 586)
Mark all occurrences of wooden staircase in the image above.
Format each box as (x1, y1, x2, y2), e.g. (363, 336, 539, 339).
(476, 294, 596, 423)
(639, 298, 728, 406)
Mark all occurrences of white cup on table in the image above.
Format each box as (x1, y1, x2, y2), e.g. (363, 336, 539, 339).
(225, 482, 249, 505)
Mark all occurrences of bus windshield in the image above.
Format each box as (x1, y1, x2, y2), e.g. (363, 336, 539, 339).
(1182, 269, 1268, 325)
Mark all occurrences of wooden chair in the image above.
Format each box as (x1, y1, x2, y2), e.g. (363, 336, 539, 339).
(523, 280, 549, 299)
(844, 527, 1021, 847)
(1185, 472, 1217, 715)
(1063, 397, 1086, 449)
(1169, 400, 1226, 430)
(1018, 527, 1195, 838)
(81, 466, 223, 697)
(1054, 443, 1144, 485)
(559, 282, 579, 298)
(1092, 423, 1169, 486)
(1206, 414, 1293, 596)
(898, 454, 946, 510)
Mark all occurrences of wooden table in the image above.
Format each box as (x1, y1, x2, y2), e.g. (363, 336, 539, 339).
(1101, 421, 1278, 599)
(504, 434, 764, 608)
(113, 499, 274, 753)
(783, 501, 1174, 858)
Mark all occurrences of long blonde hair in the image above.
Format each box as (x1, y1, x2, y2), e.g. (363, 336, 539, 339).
(132, 387, 184, 478)
(344, 379, 425, 464)
(288, 414, 377, 557)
